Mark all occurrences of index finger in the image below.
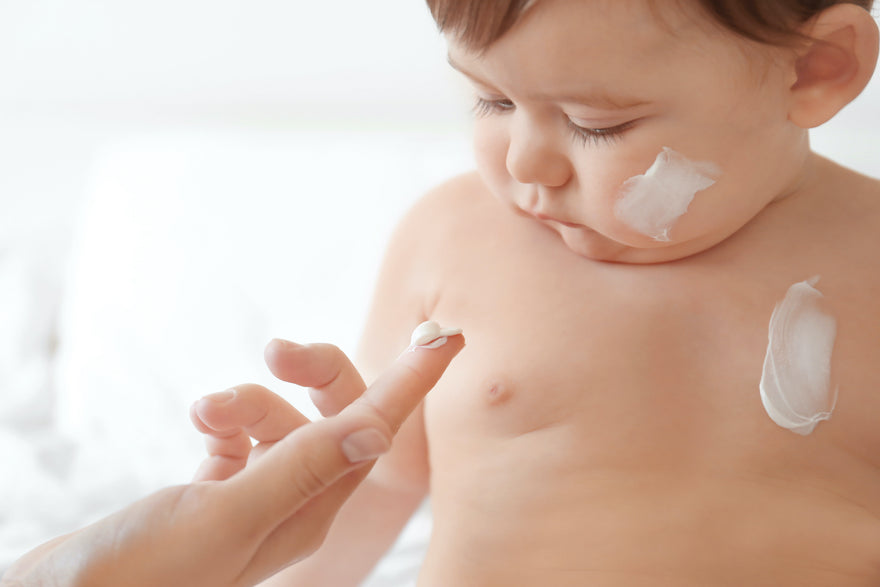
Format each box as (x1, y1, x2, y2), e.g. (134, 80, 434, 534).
(218, 327, 464, 534)
(342, 332, 466, 432)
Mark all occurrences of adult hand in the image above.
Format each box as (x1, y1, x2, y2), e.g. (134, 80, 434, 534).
(2, 332, 464, 587)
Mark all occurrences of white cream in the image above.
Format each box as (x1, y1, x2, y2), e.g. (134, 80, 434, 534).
(614, 147, 720, 241)
(759, 277, 838, 436)
(410, 321, 463, 350)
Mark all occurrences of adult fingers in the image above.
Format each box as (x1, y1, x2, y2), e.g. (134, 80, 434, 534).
(190, 425, 252, 482)
(343, 334, 466, 431)
(264, 340, 366, 417)
(189, 384, 312, 482)
(220, 333, 464, 537)
(191, 384, 311, 444)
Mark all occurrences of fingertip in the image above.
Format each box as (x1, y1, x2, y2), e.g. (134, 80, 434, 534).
(265, 338, 303, 356)
(350, 332, 465, 431)
(191, 392, 240, 434)
(264, 338, 308, 378)
(189, 400, 213, 434)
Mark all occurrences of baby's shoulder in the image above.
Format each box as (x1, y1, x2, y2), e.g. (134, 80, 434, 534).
(826, 166, 880, 257)
(373, 171, 500, 297)
(404, 170, 495, 227)
(839, 166, 880, 215)
(809, 163, 880, 321)
(386, 170, 499, 257)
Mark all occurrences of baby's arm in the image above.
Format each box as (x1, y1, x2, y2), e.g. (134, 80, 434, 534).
(260, 195, 445, 586)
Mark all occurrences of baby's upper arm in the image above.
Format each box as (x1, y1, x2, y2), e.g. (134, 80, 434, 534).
(356, 171, 480, 377)
(354, 172, 479, 493)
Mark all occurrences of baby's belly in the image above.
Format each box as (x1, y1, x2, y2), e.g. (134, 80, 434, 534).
(418, 428, 880, 587)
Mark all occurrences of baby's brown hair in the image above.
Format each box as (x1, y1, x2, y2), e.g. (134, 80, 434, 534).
(426, 0, 876, 50)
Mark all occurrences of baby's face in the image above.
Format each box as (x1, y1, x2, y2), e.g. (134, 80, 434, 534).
(448, 0, 811, 263)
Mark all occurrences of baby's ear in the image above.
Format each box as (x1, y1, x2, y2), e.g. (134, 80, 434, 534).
(787, 3, 879, 129)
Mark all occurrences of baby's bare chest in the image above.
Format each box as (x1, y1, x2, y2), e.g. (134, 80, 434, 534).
(424, 228, 880, 499)
(431, 255, 799, 446)
(428, 282, 755, 448)
(419, 236, 880, 583)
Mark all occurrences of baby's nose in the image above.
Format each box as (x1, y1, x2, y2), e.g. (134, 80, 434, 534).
(505, 117, 571, 187)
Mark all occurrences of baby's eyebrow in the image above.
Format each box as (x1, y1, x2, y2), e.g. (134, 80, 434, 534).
(446, 53, 648, 111)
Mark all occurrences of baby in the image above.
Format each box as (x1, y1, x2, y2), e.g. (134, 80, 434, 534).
(244, 0, 880, 585)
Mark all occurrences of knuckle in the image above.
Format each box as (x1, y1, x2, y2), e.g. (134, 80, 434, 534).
(311, 344, 347, 387)
(397, 359, 429, 387)
(288, 450, 332, 499)
(351, 394, 398, 432)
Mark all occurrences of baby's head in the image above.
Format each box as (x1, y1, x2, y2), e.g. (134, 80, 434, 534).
(427, 0, 879, 262)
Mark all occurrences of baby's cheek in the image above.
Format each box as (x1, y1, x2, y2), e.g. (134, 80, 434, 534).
(570, 160, 658, 243)
(608, 147, 721, 243)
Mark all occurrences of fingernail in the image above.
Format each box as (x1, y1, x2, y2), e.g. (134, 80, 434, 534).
(204, 389, 236, 404)
(341, 428, 391, 463)
(272, 338, 303, 350)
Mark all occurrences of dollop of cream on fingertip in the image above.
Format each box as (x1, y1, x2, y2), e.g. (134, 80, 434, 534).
(614, 147, 721, 242)
(410, 321, 463, 350)
(760, 277, 838, 436)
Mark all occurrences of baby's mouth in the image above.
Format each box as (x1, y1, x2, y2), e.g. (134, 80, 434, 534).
(532, 212, 582, 228)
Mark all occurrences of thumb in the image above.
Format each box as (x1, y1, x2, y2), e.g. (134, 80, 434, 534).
(219, 330, 464, 535)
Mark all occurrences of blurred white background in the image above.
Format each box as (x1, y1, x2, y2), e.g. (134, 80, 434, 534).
(0, 0, 471, 250)
(0, 0, 877, 583)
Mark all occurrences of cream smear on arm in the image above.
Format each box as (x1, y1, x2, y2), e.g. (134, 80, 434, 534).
(614, 147, 721, 241)
(410, 321, 463, 350)
(759, 277, 838, 436)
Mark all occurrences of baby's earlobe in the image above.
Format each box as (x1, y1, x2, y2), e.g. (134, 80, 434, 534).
(787, 3, 879, 129)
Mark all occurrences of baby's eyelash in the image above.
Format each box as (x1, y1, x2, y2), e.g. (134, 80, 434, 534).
(473, 97, 515, 117)
(473, 96, 635, 147)
(566, 119, 635, 146)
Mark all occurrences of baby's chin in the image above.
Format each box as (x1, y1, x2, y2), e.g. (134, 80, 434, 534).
(555, 223, 716, 264)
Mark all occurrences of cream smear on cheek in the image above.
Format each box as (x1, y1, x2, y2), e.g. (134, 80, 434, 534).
(614, 147, 721, 242)
(409, 321, 463, 350)
(760, 277, 838, 436)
